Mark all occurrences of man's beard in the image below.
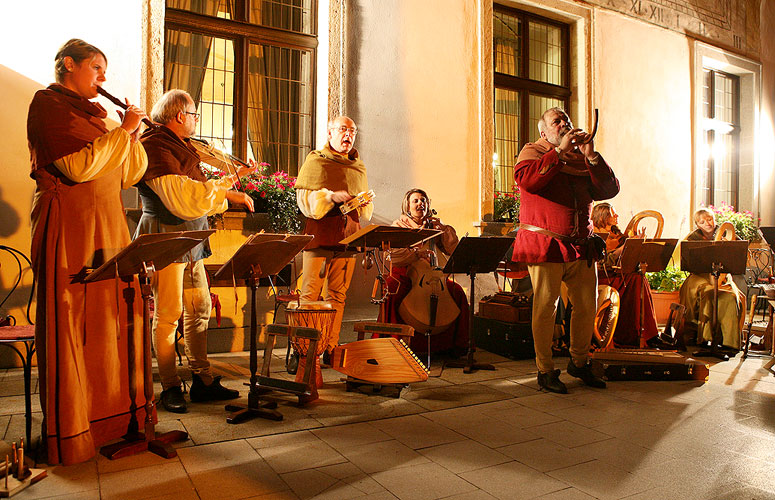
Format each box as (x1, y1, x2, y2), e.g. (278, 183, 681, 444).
(549, 127, 570, 147)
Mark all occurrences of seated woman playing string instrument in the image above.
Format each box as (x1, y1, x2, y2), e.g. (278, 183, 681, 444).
(679, 208, 745, 350)
(377, 188, 470, 356)
(592, 203, 659, 347)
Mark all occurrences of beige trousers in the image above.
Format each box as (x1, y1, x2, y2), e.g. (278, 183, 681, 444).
(300, 249, 356, 350)
(528, 260, 597, 373)
(151, 259, 212, 390)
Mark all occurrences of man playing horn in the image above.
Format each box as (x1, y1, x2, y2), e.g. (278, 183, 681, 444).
(295, 116, 373, 358)
(512, 107, 619, 394)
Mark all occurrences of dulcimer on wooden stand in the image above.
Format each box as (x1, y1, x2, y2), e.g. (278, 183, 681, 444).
(330, 338, 429, 384)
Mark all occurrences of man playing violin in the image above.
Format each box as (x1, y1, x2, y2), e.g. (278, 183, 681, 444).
(134, 89, 255, 413)
(295, 116, 373, 357)
(379, 188, 469, 355)
(512, 107, 619, 394)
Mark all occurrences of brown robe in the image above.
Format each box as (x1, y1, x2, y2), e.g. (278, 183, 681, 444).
(27, 84, 151, 465)
(296, 143, 369, 250)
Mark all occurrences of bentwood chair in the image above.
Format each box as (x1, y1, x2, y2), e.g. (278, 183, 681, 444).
(623, 210, 664, 239)
(0, 245, 37, 446)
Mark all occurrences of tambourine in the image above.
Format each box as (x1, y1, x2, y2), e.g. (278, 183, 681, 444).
(340, 189, 376, 215)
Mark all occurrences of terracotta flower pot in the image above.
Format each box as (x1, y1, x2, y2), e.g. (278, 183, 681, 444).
(651, 290, 680, 325)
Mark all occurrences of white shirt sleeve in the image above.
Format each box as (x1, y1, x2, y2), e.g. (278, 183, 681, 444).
(296, 188, 335, 219)
(146, 174, 233, 220)
(52, 127, 133, 183)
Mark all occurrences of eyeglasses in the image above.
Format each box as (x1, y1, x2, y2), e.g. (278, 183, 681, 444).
(330, 125, 357, 135)
(184, 111, 200, 119)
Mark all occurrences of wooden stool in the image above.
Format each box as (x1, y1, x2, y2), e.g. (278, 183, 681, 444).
(257, 324, 321, 406)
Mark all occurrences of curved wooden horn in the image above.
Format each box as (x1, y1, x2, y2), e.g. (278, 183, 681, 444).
(715, 222, 737, 241)
(623, 210, 664, 239)
(593, 285, 620, 350)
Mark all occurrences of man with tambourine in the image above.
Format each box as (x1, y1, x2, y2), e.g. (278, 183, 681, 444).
(295, 116, 374, 360)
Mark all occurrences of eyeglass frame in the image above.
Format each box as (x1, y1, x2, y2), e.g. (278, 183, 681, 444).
(329, 125, 358, 135)
(183, 110, 200, 119)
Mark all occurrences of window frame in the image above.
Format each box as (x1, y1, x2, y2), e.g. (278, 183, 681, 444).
(165, 3, 318, 167)
(699, 67, 740, 209)
(492, 4, 571, 193)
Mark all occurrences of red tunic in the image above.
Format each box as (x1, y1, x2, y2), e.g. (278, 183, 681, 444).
(511, 138, 619, 264)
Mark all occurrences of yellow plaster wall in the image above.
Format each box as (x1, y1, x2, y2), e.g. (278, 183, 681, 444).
(344, 0, 483, 233)
(0, 1, 146, 366)
(593, 10, 693, 239)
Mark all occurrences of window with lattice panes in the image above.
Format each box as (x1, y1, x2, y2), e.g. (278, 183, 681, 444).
(697, 68, 740, 209)
(493, 5, 569, 199)
(165, 0, 316, 175)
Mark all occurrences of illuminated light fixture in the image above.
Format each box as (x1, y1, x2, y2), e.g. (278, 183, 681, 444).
(703, 118, 734, 135)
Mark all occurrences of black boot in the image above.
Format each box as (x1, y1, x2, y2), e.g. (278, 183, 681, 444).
(160, 386, 187, 413)
(189, 374, 240, 402)
(567, 360, 607, 388)
(537, 369, 567, 394)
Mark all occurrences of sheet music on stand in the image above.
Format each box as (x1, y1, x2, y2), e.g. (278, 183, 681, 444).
(84, 230, 215, 282)
(340, 224, 440, 250)
(680, 240, 749, 276)
(758, 227, 775, 249)
(338, 224, 442, 310)
(217, 233, 313, 424)
(213, 233, 313, 282)
(87, 229, 215, 461)
(618, 238, 678, 274)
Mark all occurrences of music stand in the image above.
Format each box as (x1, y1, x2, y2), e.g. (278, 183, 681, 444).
(341, 224, 441, 369)
(341, 224, 440, 313)
(87, 230, 214, 460)
(213, 233, 313, 424)
(616, 238, 678, 348)
(442, 236, 514, 373)
(759, 227, 775, 247)
(340, 224, 440, 250)
(681, 240, 749, 361)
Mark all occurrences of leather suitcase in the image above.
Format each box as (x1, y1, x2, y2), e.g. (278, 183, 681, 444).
(590, 351, 709, 382)
(473, 315, 535, 359)
(478, 292, 531, 323)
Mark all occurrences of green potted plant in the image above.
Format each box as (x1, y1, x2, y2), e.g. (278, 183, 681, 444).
(494, 188, 520, 223)
(646, 266, 689, 324)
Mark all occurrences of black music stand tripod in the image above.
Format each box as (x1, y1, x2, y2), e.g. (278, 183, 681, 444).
(681, 240, 749, 361)
(443, 236, 514, 373)
(212, 233, 312, 424)
(85, 230, 214, 460)
(617, 238, 677, 347)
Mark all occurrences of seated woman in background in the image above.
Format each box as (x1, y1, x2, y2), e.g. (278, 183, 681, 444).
(679, 208, 744, 349)
(592, 202, 658, 347)
(377, 188, 469, 356)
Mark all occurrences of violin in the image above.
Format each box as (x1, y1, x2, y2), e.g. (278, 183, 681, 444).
(398, 212, 460, 334)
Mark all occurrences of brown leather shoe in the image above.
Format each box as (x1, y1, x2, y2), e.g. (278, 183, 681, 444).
(537, 369, 567, 394)
(189, 374, 239, 402)
(567, 360, 606, 388)
(160, 386, 187, 413)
